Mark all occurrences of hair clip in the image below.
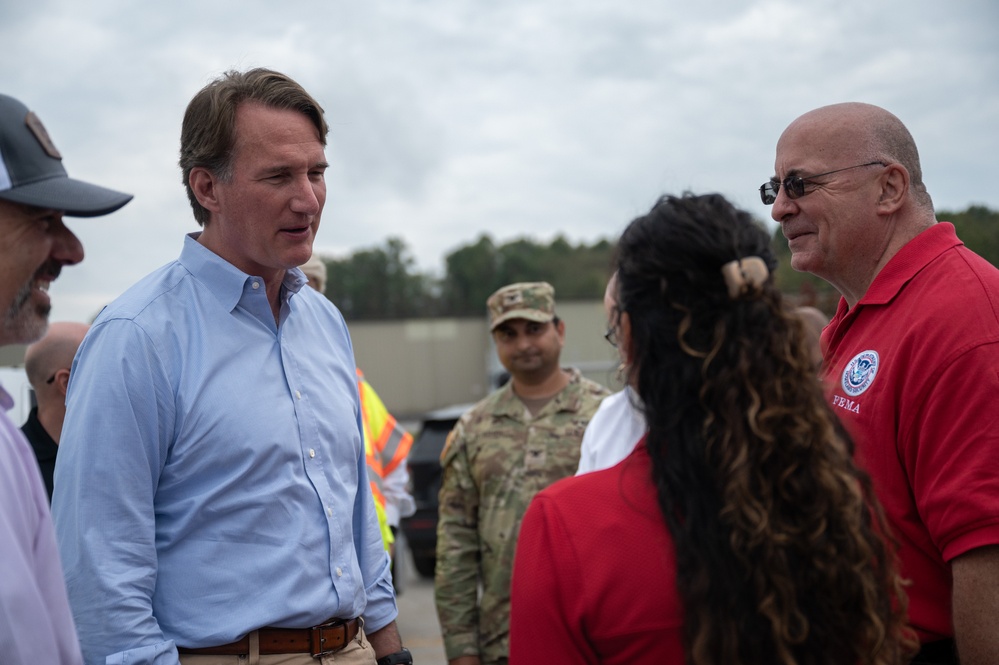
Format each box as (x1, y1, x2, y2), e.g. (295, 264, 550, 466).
(720, 257, 769, 299)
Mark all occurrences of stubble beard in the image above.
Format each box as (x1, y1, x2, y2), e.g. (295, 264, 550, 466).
(508, 352, 560, 385)
(2, 279, 49, 345)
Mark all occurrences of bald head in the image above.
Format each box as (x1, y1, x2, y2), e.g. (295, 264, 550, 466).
(780, 102, 931, 209)
(24, 322, 90, 392)
(772, 102, 937, 307)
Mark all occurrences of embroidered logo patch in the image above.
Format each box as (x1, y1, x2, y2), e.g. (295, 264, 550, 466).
(842, 350, 879, 397)
(25, 111, 62, 160)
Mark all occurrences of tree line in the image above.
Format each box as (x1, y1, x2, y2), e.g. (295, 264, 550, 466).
(771, 204, 999, 315)
(317, 205, 998, 321)
(321, 234, 615, 319)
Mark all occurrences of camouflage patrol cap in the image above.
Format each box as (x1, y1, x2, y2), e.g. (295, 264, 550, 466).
(487, 282, 555, 331)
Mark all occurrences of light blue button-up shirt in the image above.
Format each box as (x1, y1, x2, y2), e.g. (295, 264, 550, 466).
(52, 234, 396, 665)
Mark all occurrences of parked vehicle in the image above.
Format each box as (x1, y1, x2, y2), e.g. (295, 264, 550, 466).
(401, 403, 473, 578)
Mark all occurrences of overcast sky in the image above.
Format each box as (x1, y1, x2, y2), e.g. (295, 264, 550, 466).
(3, 0, 997, 323)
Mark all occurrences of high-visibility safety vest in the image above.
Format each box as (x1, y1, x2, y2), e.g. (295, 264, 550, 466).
(357, 369, 414, 550)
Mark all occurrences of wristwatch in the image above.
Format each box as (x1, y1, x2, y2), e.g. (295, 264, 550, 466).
(376, 647, 413, 665)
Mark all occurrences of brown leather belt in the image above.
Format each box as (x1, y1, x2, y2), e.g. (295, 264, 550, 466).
(177, 617, 359, 657)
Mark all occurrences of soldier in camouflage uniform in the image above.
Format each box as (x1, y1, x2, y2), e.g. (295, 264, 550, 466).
(434, 282, 609, 665)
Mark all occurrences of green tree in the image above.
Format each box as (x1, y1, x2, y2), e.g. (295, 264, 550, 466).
(314, 205, 995, 321)
(440, 235, 614, 316)
(771, 204, 999, 316)
(325, 237, 434, 320)
(937, 205, 999, 267)
(440, 235, 499, 316)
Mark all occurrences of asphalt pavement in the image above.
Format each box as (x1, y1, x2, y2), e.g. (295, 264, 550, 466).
(394, 533, 448, 664)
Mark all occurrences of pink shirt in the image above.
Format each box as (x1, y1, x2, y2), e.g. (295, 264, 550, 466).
(0, 384, 82, 665)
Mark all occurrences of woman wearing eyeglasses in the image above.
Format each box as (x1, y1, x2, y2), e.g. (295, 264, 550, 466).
(509, 193, 916, 665)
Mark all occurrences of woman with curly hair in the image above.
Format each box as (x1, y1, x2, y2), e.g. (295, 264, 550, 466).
(509, 193, 916, 665)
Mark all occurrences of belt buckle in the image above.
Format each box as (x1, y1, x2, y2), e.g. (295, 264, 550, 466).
(310, 618, 348, 658)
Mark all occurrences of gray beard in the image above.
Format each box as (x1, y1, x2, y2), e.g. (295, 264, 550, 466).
(2, 279, 49, 345)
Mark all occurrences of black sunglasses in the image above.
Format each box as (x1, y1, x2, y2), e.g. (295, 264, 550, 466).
(759, 161, 886, 205)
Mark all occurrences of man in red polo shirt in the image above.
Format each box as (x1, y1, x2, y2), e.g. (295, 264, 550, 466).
(764, 102, 999, 665)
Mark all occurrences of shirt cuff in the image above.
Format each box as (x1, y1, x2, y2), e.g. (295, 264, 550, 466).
(103, 639, 178, 665)
(361, 576, 400, 634)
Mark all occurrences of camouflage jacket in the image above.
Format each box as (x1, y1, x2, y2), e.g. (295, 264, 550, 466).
(434, 368, 609, 663)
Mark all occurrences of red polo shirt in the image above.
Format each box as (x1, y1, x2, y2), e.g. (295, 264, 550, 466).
(821, 223, 999, 641)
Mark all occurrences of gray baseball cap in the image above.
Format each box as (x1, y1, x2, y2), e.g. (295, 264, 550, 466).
(0, 94, 132, 217)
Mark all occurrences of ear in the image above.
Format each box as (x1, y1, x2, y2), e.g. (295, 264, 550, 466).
(189, 167, 222, 215)
(876, 163, 909, 215)
(54, 368, 71, 398)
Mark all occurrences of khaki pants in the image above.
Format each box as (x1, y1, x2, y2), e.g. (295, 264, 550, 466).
(179, 627, 375, 665)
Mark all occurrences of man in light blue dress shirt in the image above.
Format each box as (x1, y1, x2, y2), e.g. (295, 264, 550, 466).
(52, 69, 406, 665)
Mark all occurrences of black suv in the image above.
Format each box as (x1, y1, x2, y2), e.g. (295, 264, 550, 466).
(401, 403, 473, 578)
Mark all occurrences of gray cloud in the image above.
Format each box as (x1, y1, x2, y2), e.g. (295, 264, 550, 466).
(2, 0, 996, 322)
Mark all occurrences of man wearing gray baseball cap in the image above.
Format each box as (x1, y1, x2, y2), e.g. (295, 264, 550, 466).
(0, 92, 131, 664)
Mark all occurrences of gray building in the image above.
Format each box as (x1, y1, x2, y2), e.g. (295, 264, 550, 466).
(349, 299, 620, 419)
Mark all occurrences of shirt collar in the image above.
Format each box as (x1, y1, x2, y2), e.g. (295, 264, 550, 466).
(860, 222, 962, 306)
(178, 232, 310, 312)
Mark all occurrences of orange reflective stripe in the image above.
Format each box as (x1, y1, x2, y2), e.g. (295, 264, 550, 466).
(369, 478, 386, 509)
(357, 373, 412, 477)
(379, 424, 413, 476)
(374, 415, 395, 451)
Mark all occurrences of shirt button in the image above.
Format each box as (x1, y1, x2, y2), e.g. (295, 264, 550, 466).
(309, 449, 316, 458)
(336, 567, 343, 577)
(251, 281, 260, 290)
(327, 507, 333, 517)
(295, 390, 302, 400)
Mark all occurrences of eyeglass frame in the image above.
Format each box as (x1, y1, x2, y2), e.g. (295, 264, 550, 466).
(603, 306, 621, 348)
(759, 161, 886, 205)
(603, 325, 619, 348)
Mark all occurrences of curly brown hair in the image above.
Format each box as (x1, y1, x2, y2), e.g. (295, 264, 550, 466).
(616, 193, 916, 665)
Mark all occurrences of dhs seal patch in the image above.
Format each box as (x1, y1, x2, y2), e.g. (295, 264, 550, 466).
(842, 350, 879, 397)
